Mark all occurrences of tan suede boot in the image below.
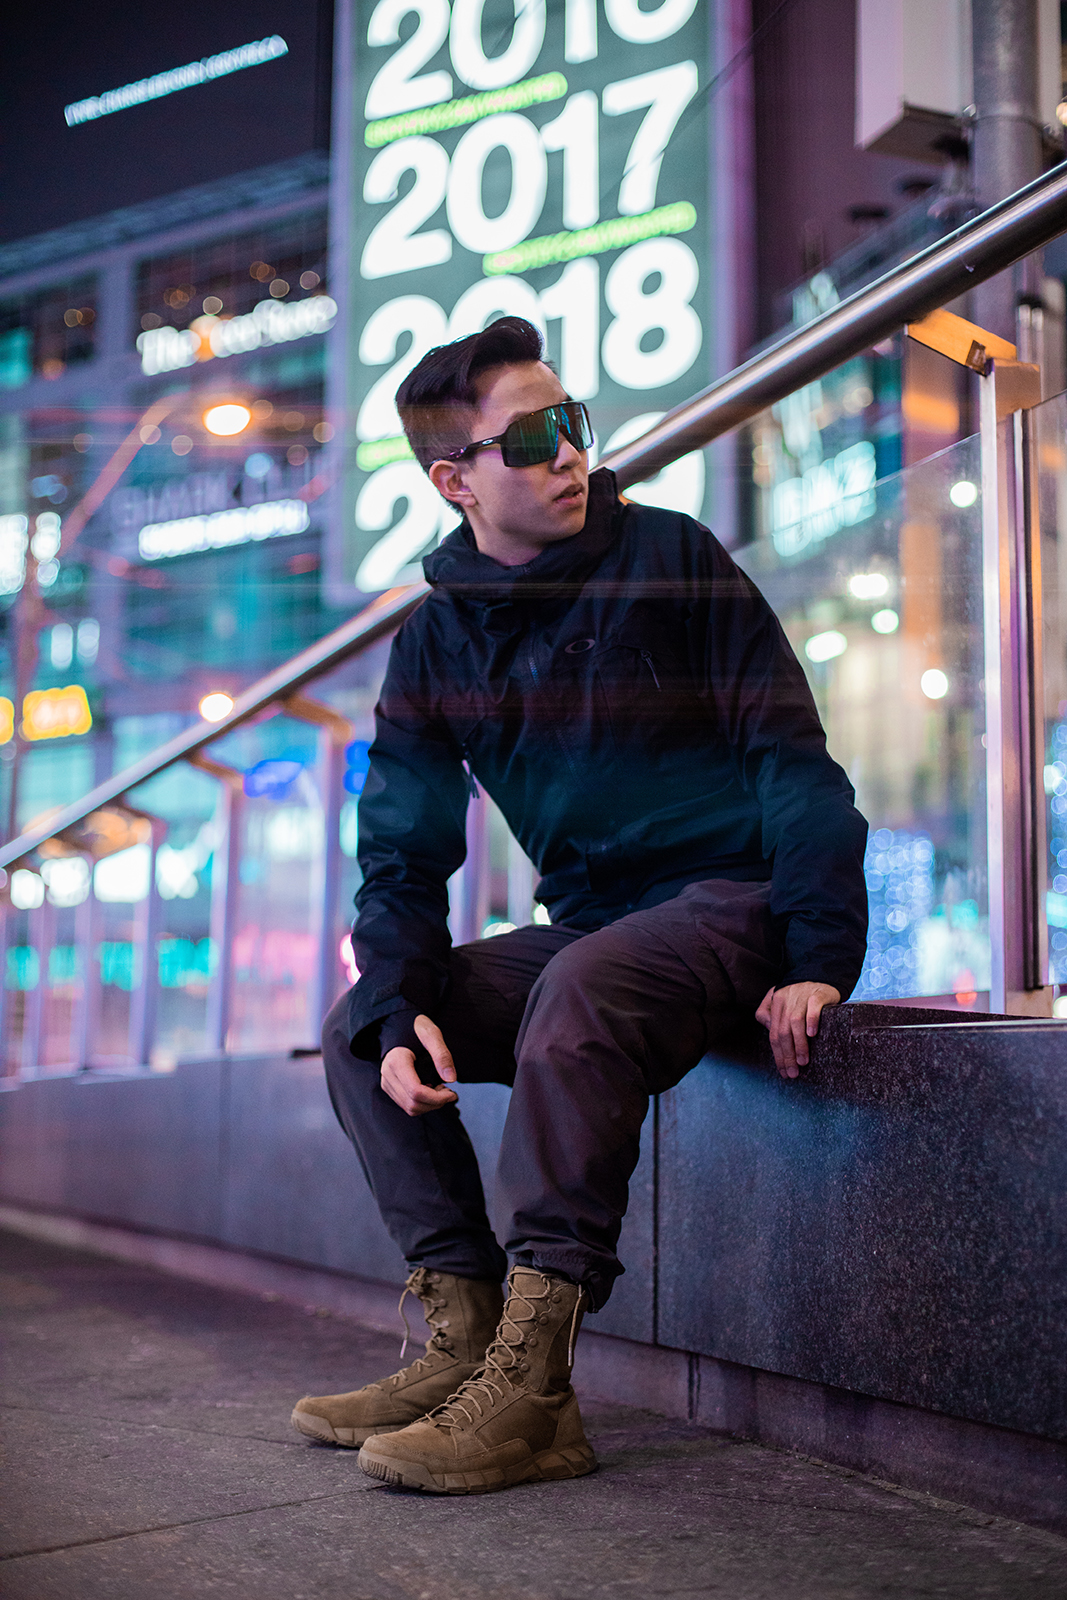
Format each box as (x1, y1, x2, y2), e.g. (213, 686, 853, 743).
(291, 1268, 503, 1447)
(357, 1266, 596, 1493)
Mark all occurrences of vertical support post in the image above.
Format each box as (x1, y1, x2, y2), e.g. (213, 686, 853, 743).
(979, 355, 1049, 1014)
(0, 901, 12, 1078)
(20, 898, 48, 1078)
(507, 833, 536, 927)
(310, 725, 346, 1043)
(71, 873, 95, 1071)
(205, 777, 242, 1054)
(128, 821, 164, 1068)
(449, 790, 491, 947)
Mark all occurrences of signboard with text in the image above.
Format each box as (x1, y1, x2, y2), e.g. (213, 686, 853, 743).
(335, 0, 714, 594)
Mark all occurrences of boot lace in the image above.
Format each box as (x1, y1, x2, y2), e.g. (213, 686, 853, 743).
(429, 1272, 584, 1431)
(384, 1268, 452, 1386)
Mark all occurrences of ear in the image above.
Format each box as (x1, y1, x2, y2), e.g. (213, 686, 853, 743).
(428, 458, 476, 509)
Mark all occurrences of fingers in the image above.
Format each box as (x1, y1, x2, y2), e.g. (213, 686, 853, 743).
(380, 1046, 459, 1117)
(765, 983, 841, 1079)
(755, 987, 775, 1029)
(413, 1013, 457, 1082)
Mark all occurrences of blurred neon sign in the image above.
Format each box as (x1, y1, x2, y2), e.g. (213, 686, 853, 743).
(21, 685, 93, 741)
(64, 37, 288, 125)
(137, 295, 338, 376)
(138, 497, 310, 560)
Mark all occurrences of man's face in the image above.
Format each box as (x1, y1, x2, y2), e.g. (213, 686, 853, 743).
(429, 362, 589, 566)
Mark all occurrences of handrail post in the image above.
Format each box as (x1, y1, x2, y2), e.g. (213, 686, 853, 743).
(71, 878, 95, 1071)
(20, 900, 48, 1078)
(128, 820, 164, 1067)
(309, 725, 346, 1046)
(980, 355, 1050, 1014)
(206, 779, 242, 1054)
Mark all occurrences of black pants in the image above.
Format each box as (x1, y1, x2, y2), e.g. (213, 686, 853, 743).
(323, 879, 780, 1309)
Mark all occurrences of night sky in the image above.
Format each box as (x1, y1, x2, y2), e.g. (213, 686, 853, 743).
(0, 1, 332, 246)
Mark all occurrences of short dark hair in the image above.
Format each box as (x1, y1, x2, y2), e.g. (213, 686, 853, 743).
(396, 316, 545, 471)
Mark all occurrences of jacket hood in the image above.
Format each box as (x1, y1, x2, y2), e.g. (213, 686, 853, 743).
(422, 467, 620, 607)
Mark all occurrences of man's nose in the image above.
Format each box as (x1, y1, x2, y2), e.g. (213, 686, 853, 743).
(553, 434, 583, 468)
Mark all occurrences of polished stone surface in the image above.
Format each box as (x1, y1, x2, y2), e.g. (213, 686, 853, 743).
(1, 1002, 1064, 1447)
(222, 1054, 402, 1284)
(0, 1062, 225, 1237)
(3, 1229, 1064, 1600)
(657, 1007, 1067, 1441)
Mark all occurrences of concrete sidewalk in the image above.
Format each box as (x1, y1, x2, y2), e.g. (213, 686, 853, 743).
(1, 1229, 1064, 1600)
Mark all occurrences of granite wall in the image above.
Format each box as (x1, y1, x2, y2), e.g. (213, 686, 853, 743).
(1, 1002, 1064, 1445)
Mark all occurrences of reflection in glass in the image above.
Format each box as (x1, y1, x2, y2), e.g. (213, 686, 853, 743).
(738, 435, 989, 1004)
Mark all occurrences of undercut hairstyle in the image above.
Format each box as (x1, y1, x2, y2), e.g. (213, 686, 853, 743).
(396, 316, 545, 471)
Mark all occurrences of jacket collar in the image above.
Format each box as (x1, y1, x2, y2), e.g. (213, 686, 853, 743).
(422, 468, 620, 605)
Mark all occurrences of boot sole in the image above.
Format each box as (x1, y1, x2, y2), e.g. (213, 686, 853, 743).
(290, 1408, 409, 1448)
(357, 1441, 598, 1494)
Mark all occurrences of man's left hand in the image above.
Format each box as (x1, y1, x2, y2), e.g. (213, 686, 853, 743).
(755, 982, 840, 1079)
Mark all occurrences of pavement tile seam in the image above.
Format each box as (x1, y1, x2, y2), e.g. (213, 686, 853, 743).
(0, 1398, 315, 1449)
(0, 1487, 368, 1566)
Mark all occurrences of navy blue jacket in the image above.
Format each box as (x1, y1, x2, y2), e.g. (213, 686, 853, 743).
(349, 469, 868, 1059)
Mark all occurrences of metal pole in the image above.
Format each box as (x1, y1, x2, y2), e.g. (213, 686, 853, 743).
(979, 355, 1049, 1014)
(19, 898, 47, 1078)
(205, 781, 242, 1054)
(309, 726, 346, 1043)
(507, 834, 536, 927)
(128, 822, 164, 1067)
(972, 0, 1043, 343)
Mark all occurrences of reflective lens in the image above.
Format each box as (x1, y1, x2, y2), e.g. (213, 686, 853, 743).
(501, 402, 592, 467)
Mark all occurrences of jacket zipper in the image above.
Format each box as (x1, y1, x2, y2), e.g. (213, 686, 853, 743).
(460, 746, 480, 798)
(641, 651, 662, 690)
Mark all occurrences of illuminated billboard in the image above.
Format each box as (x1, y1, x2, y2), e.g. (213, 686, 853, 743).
(334, 0, 715, 594)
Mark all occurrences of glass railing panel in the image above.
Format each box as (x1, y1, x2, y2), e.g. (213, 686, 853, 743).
(1, 903, 36, 1077)
(1033, 387, 1067, 1006)
(126, 761, 222, 1070)
(37, 896, 85, 1072)
(736, 435, 989, 1005)
(90, 839, 149, 1068)
(208, 714, 327, 1053)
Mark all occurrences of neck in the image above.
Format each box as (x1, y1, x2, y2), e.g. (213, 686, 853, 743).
(467, 514, 559, 567)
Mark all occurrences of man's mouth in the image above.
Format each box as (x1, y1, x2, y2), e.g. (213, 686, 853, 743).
(554, 482, 585, 506)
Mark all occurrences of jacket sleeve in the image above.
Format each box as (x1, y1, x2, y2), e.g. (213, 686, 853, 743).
(697, 532, 869, 997)
(346, 624, 470, 1060)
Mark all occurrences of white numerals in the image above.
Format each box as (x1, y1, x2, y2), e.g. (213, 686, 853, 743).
(450, 0, 546, 90)
(541, 92, 599, 229)
(355, 462, 447, 592)
(602, 238, 701, 389)
(447, 114, 547, 254)
(603, 62, 699, 216)
(605, 0, 697, 45)
(365, 0, 452, 119)
(539, 257, 600, 399)
(357, 296, 448, 440)
(448, 275, 546, 340)
(565, 0, 598, 62)
(361, 138, 451, 280)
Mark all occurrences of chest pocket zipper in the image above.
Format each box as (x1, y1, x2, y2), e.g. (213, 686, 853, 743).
(641, 651, 662, 691)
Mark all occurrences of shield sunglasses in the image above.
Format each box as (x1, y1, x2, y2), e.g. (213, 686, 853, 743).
(444, 400, 593, 468)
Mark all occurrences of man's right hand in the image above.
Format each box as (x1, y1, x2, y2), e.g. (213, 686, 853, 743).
(380, 1014, 458, 1116)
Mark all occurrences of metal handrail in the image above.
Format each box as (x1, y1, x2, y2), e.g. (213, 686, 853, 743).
(3, 161, 1067, 868)
(0, 583, 426, 868)
(601, 161, 1067, 485)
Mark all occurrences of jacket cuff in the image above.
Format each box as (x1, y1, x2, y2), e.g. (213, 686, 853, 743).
(377, 1007, 422, 1059)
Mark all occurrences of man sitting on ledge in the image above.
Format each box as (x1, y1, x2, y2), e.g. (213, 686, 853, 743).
(293, 316, 868, 1494)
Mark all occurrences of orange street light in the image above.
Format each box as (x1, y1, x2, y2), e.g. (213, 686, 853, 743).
(203, 403, 252, 437)
(199, 691, 234, 722)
